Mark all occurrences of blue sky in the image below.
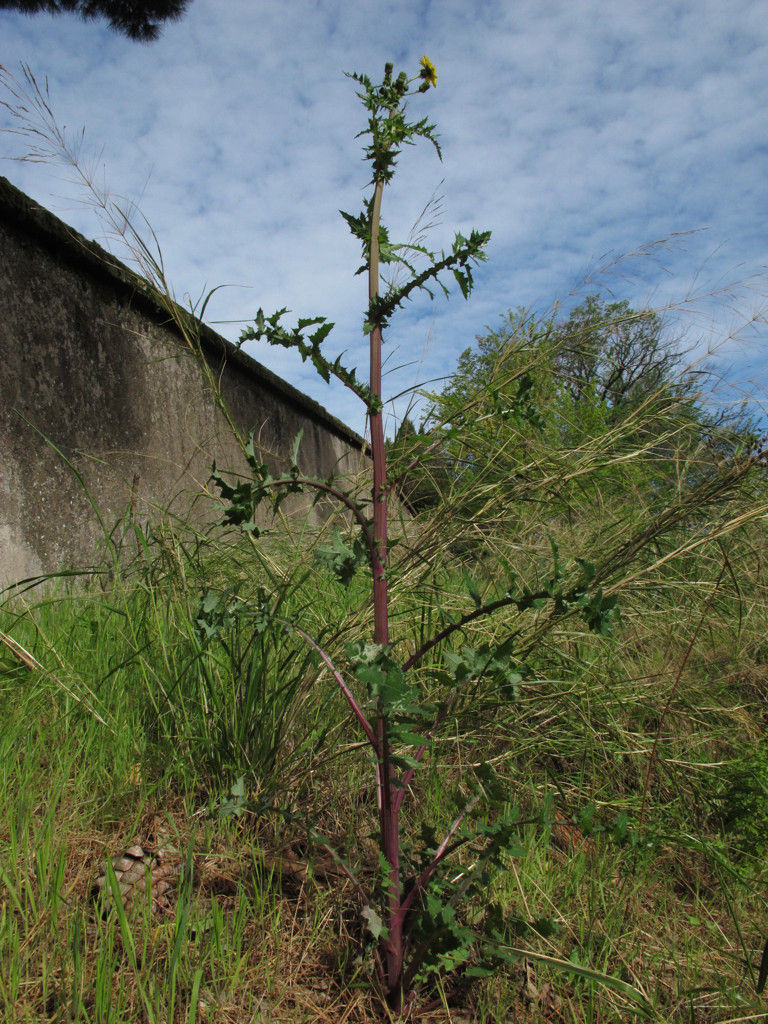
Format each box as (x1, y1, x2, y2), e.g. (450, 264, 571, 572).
(1, 0, 766, 436)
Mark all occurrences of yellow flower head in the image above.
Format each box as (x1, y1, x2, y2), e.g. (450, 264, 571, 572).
(419, 55, 438, 88)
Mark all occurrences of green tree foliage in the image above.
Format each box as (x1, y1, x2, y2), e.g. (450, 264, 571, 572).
(550, 295, 682, 410)
(0, 0, 190, 40)
(439, 296, 701, 443)
(393, 296, 757, 514)
(388, 297, 763, 621)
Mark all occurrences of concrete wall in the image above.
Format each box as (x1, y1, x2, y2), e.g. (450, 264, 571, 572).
(0, 175, 368, 586)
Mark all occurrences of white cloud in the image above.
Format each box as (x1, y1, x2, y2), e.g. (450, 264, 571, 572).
(1, 0, 766, 433)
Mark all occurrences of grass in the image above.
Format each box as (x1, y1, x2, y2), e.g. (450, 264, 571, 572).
(3, 53, 768, 1017)
(2, 511, 768, 1023)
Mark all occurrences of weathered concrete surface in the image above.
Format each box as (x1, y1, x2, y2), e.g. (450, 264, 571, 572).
(0, 175, 367, 586)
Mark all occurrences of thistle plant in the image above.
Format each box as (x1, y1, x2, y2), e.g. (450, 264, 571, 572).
(7, 56, 766, 1017)
(208, 60, 667, 1013)
(226, 60, 491, 1007)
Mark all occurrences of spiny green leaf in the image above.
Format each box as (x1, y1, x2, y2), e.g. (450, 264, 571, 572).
(315, 530, 367, 587)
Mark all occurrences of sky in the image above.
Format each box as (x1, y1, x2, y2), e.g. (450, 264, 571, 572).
(1, 0, 766, 437)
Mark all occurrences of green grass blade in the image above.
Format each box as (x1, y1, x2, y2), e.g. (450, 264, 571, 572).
(497, 945, 652, 1015)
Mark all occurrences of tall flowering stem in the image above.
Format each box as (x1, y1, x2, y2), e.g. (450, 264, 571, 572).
(236, 60, 490, 1010)
(354, 60, 489, 1008)
(368, 173, 389, 649)
(363, 65, 435, 1001)
(367, 167, 400, 986)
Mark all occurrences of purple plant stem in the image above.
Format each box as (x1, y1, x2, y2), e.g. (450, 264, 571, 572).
(368, 166, 405, 1003)
(394, 793, 481, 929)
(276, 620, 379, 752)
(394, 794, 482, 998)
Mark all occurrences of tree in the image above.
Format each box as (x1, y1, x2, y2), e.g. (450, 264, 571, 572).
(441, 295, 759, 452)
(389, 296, 758, 560)
(550, 295, 683, 410)
(441, 296, 695, 430)
(0, 0, 190, 40)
